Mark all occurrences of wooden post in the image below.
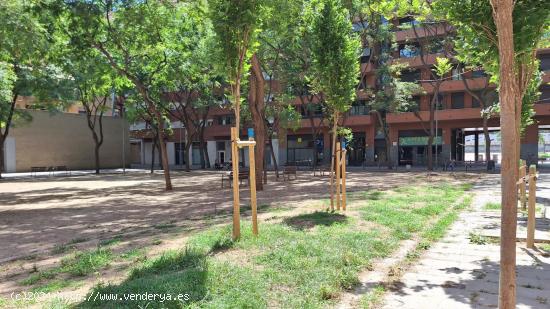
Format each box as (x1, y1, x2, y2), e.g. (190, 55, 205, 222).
(248, 137, 258, 236)
(342, 149, 347, 211)
(336, 142, 341, 210)
(231, 127, 241, 240)
(519, 160, 526, 210)
(526, 165, 536, 249)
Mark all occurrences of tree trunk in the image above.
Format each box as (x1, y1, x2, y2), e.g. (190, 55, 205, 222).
(202, 140, 211, 169)
(490, 0, 519, 307)
(185, 140, 192, 172)
(94, 143, 100, 174)
(0, 93, 19, 179)
(329, 112, 338, 209)
(249, 54, 266, 190)
(155, 110, 172, 190)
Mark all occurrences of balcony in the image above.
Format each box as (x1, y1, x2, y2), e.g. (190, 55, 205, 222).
(387, 108, 484, 124)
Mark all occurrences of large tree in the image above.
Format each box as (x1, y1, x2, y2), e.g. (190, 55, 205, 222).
(60, 1, 202, 190)
(348, 0, 422, 169)
(209, 0, 261, 135)
(53, 37, 119, 174)
(310, 0, 360, 209)
(0, 0, 50, 178)
(433, 0, 549, 306)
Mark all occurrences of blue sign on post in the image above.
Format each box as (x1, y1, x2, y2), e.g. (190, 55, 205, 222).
(341, 139, 347, 149)
(247, 128, 255, 139)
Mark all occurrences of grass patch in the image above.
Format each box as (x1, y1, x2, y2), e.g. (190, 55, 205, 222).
(98, 236, 122, 247)
(484, 202, 501, 210)
(76, 183, 469, 308)
(31, 279, 79, 293)
(359, 285, 386, 308)
(20, 248, 114, 287)
(60, 248, 113, 276)
(283, 211, 348, 230)
(119, 248, 146, 260)
(68, 237, 89, 245)
(468, 232, 489, 245)
(52, 244, 76, 255)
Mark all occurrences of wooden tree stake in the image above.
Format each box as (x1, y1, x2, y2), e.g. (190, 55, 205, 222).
(519, 160, 526, 210)
(231, 127, 241, 240)
(336, 142, 341, 210)
(249, 137, 258, 235)
(342, 149, 347, 211)
(526, 165, 536, 249)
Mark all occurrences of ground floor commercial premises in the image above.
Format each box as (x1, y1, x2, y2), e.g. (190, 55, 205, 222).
(129, 101, 550, 170)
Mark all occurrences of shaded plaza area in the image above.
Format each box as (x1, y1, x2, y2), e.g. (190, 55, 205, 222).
(0, 170, 472, 307)
(380, 174, 550, 309)
(0, 169, 424, 263)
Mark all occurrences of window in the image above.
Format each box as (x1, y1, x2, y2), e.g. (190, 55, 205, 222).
(430, 94, 445, 110)
(399, 42, 421, 58)
(397, 16, 419, 29)
(540, 85, 550, 104)
(300, 104, 323, 117)
(428, 39, 445, 54)
(175, 143, 185, 165)
(360, 47, 371, 63)
(471, 69, 487, 78)
(192, 142, 201, 165)
(217, 115, 233, 125)
(451, 66, 463, 80)
(451, 92, 464, 109)
(350, 100, 369, 115)
(539, 54, 550, 71)
(473, 90, 498, 107)
(401, 69, 421, 82)
(472, 91, 482, 108)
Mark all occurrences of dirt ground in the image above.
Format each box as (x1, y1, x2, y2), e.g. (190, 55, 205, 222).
(0, 169, 480, 301)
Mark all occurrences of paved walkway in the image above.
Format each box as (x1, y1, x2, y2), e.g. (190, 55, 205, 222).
(381, 174, 550, 308)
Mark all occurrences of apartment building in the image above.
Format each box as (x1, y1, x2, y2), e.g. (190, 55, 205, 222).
(129, 19, 550, 169)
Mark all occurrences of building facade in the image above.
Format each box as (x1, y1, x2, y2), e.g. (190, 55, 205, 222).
(129, 21, 550, 170)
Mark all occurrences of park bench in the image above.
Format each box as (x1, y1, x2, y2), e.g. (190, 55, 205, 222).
(55, 165, 70, 176)
(221, 170, 249, 188)
(30, 166, 48, 177)
(282, 165, 297, 181)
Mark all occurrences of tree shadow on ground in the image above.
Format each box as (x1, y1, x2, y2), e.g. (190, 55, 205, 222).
(75, 248, 209, 309)
(283, 211, 348, 230)
(387, 247, 550, 308)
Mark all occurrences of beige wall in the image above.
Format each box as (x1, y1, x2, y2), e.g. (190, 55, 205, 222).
(8, 110, 130, 172)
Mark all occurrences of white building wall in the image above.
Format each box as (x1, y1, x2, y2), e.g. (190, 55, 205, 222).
(271, 139, 279, 167)
(166, 142, 175, 165)
(3, 137, 16, 172)
(207, 141, 216, 166)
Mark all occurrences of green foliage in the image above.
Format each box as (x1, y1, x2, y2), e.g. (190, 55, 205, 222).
(209, 0, 262, 108)
(337, 127, 354, 143)
(433, 57, 453, 78)
(433, 0, 550, 128)
(310, 0, 360, 114)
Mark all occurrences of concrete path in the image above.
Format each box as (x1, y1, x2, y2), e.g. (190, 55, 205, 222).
(381, 174, 550, 309)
